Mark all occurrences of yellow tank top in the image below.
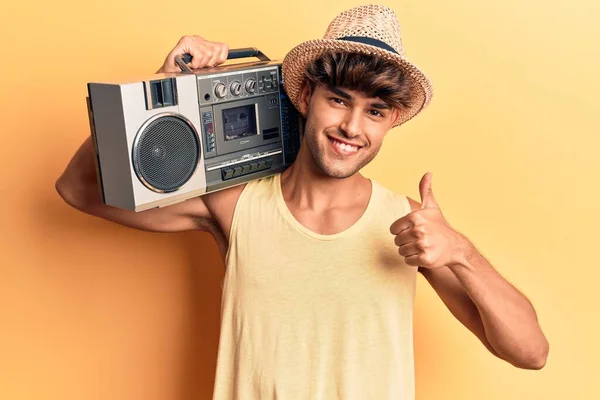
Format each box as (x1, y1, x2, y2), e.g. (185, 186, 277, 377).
(213, 173, 417, 399)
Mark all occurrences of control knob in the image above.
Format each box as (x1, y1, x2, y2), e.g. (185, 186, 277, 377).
(230, 81, 242, 96)
(214, 83, 227, 98)
(245, 78, 257, 94)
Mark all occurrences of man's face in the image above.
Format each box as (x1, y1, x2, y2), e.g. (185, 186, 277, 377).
(298, 83, 400, 179)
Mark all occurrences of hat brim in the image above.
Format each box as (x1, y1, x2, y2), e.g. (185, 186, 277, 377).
(282, 39, 433, 128)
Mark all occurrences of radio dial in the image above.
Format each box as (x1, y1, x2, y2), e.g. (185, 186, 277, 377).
(214, 83, 227, 98)
(230, 81, 242, 96)
(245, 78, 257, 93)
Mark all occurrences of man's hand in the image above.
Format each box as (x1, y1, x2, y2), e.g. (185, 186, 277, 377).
(157, 35, 229, 73)
(390, 172, 470, 269)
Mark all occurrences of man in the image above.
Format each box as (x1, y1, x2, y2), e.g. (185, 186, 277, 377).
(56, 5, 549, 399)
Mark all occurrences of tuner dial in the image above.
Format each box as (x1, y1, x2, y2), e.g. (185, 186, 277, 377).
(214, 83, 227, 98)
(245, 78, 257, 93)
(230, 81, 242, 96)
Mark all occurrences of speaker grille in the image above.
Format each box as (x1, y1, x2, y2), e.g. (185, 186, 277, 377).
(133, 115, 200, 193)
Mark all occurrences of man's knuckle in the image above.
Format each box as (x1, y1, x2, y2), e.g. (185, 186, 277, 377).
(412, 226, 422, 236)
(424, 252, 435, 264)
(414, 241, 423, 251)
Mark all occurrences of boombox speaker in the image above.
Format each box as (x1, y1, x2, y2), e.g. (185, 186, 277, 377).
(86, 48, 302, 212)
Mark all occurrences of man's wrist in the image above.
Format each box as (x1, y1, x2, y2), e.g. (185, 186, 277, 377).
(447, 234, 478, 274)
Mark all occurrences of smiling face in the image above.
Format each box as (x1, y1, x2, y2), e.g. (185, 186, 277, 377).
(295, 51, 414, 179)
(298, 84, 399, 178)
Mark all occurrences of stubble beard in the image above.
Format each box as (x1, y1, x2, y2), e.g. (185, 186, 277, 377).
(303, 119, 381, 179)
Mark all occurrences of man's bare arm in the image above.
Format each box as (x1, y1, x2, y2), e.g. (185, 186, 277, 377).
(422, 243, 549, 370)
(55, 136, 214, 233)
(404, 197, 549, 369)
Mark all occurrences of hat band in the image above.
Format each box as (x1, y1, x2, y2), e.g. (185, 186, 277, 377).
(337, 36, 399, 54)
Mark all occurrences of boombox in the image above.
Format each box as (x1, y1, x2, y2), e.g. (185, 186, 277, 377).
(86, 48, 302, 212)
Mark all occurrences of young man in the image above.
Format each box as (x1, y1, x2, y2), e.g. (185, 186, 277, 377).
(56, 5, 548, 399)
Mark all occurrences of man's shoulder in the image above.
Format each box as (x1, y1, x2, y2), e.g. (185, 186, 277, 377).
(204, 173, 279, 213)
(203, 183, 247, 221)
(202, 173, 279, 238)
(373, 180, 420, 212)
(406, 196, 420, 212)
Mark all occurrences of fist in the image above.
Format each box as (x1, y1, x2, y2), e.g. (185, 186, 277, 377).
(389, 173, 467, 269)
(158, 35, 229, 73)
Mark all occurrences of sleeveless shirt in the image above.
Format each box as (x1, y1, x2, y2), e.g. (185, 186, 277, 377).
(212, 173, 417, 399)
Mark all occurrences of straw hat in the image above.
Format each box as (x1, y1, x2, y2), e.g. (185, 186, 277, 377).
(282, 4, 433, 127)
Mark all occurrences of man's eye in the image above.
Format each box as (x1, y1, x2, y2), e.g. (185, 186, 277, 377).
(330, 97, 346, 105)
(369, 110, 384, 117)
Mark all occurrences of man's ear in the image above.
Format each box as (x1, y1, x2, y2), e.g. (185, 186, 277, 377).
(389, 108, 403, 129)
(298, 81, 313, 118)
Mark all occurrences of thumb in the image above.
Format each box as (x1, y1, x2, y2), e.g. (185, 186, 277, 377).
(419, 172, 439, 209)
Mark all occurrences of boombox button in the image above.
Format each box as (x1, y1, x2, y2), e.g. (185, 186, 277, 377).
(222, 169, 234, 179)
(233, 166, 243, 176)
(258, 160, 267, 169)
(249, 162, 259, 172)
(241, 165, 251, 174)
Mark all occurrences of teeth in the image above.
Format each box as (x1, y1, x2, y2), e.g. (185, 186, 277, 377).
(332, 139, 358, 153)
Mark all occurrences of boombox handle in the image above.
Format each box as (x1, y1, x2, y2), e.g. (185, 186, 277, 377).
(175, 48, 270, 73)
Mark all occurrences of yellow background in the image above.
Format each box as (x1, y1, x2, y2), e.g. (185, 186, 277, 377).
(1, 0, 598, 398)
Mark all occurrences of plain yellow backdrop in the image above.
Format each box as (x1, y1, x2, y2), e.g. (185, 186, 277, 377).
(1, 0, 598, 399)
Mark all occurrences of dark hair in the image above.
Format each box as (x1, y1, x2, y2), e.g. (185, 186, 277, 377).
(303, 51, 413, 110)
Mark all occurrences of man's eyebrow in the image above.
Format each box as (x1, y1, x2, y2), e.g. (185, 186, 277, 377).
(328, 86, 392, 110)
(370, 102, 392, 110)
(328, 86, 353, 100)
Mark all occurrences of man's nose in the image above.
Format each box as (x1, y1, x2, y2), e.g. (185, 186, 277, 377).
(340, 108, 363, 138)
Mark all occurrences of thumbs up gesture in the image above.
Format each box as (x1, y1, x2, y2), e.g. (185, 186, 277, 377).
(389, 173, 468, 269)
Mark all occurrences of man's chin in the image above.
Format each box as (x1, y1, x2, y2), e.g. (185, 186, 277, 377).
(317, 162, 360, 179)
(308, 145, 366, 178)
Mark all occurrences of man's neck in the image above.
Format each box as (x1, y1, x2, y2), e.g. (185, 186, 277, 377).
(279, 155, 370, 212)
